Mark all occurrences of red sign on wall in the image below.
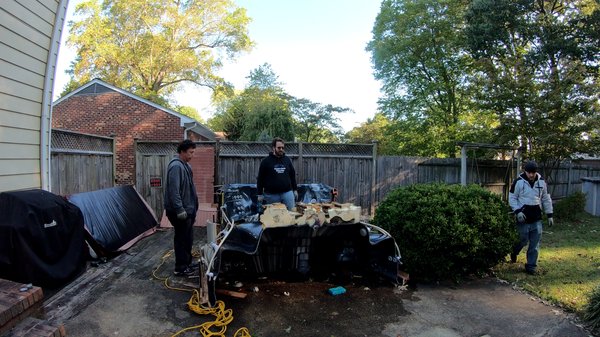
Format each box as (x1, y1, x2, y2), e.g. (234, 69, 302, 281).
(150, 177, 162, 187)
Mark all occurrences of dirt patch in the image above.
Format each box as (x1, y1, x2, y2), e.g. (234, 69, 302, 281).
(221, 279, 411, 337)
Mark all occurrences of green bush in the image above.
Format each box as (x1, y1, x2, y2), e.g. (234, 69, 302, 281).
(553, 191, 586, 221)
(584, 285, 600, 334)
(373, 183, 516, 282)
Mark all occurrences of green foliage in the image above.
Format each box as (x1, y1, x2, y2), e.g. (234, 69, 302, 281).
(344, 113, 398, 154)
(65, 0, 252, 104)
(554, 191, 587, 221)
(373, 183, 516, 281)
(367, 0, 497, 158)
(366, 0, 599, 160)
(210, 87, 294, 141)
(584, 284, 600, 334)
(464, 0, 600, 163)
(290, 97, 347, 143)
(210, 63, 348, 142)
(174, 106, 203, 123)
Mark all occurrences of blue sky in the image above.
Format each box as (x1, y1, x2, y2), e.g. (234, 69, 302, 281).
(54, 0, 383, 132)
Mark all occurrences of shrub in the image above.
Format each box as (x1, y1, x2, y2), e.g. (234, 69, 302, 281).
(553, 191, 586, 221)
(373, 183, 516, 282)
(584, 285, 600, 334)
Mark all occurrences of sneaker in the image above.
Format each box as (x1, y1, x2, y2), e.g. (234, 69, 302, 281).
(173, 267, 195, 276)
(189, 261, 200, 270)
(525, 269, 537, 275)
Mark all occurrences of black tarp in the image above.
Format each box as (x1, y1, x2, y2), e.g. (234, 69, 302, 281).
(216, 183, 400, 283)
(68, 186, 158, 256)
(0, 189, 87, 288)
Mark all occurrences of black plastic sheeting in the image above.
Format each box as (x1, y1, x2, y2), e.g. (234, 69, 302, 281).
(68, 186, 158, 256)
(0, 189, 87, 288)
(215, 183, 400, 284)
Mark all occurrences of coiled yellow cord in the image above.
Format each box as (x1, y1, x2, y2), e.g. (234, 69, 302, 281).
(153, 249, 251, 337)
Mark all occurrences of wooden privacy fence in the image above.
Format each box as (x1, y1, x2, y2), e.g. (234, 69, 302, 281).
(216, 141, 376, 212)
(134, 141, 600, 217)
(50, 129, 114, 195)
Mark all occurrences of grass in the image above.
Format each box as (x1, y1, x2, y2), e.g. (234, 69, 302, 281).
(493, 212, 600, 316)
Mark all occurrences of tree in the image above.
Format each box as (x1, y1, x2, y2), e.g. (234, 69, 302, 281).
(345, 113, 398, 154)
(367, 0, 496, 158)
(465, 0, 600, 169)
(209, 63, 348, 142)
(289, 97, 347, 143)
(208, 63, 295, 141)
(174, 105, 203, 122)
(246, 63, 284, 91)
(63, 0, 252, 105)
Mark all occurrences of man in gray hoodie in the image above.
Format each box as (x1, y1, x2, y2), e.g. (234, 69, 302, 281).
(164, 139, 199, 276)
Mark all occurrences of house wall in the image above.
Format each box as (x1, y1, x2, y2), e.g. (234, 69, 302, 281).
(0, 0, 68, 192)
(52, 92, 210, 186)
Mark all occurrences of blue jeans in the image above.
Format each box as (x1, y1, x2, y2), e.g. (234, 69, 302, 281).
(264, 190, 295, 211)
(512, 220, 543, 272)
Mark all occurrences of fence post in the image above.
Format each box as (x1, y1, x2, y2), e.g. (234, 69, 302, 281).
(298, 142, 304, 184)
(567, 160, 572, 196)
(460, 145, 467, 186)
(370, 141, 378, 216)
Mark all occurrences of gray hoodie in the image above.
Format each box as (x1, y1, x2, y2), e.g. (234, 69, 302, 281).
(164, 158, 198, 216)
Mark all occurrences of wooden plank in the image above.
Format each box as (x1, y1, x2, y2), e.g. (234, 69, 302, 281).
(50, 153, 114, 195)
(215, 288, 247, 299)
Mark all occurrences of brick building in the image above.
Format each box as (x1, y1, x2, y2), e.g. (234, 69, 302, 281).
(52, 79, 216, 185)
(52, 79, 216, 208)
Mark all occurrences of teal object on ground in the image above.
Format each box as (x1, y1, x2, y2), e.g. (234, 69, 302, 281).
(328, 286, 346, 295)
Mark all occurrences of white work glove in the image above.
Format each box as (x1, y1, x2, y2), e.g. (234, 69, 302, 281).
(177, 210, 187, 220)
(293, 190, 298, 201)
(257, 195, 264, 203)
(547, 217, 554, 227)
(516, 212, 526, 223)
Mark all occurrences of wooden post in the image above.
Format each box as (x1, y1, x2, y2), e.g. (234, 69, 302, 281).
(370, 141, 378, 216)
(460, 145, 467, 186)
(297, 142, 303, 184)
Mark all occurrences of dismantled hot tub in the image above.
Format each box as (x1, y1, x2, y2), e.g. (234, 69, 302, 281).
(198, 183, 404, 305)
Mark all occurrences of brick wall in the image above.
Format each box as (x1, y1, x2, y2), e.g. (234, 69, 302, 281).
(189, 146, 215, 204)
(52, 92, 210, 187)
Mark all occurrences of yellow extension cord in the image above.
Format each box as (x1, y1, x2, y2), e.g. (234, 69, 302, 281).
(152, 249, 252, 337)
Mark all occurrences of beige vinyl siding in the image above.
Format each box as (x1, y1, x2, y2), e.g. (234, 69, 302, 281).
(0, 0, 66, 192)
(0, 103, 41, 125)
(0, 159, 39, 176)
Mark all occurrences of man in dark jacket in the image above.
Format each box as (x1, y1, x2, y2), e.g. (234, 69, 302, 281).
(164, 139, 199, 276)
(509, 161, 554, 275)
(256, 137, 298, 211)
